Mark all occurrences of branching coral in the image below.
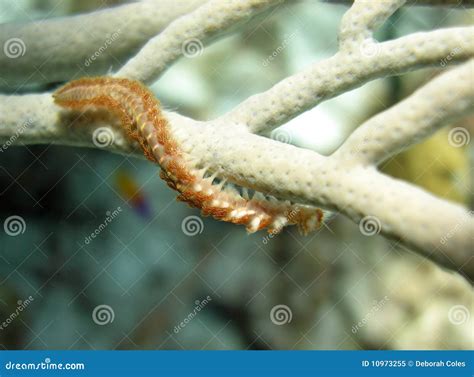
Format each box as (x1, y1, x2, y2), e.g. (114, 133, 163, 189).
(0, 0, 472, 281)
(0, 0, 209, 88)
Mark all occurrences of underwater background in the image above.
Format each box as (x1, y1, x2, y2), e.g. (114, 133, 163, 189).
(0, 0, 472, 350)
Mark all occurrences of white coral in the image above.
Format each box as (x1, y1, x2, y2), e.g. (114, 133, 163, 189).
(0, 0, 472, 280)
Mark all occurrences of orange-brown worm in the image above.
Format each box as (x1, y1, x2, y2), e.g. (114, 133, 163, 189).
(54, 77, 323, 233)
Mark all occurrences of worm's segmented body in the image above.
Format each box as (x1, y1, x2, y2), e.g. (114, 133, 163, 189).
(54, 77, 323, 233)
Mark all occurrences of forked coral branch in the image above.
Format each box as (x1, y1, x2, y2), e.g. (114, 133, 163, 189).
(0, 0, 472, 281)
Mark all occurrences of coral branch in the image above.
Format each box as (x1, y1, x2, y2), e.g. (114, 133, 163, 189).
(339, 0, 406, 47)
(0, 0, 472, 281)
(222, 26, 473, 134)
(1, 90, 472, 281)
(170, 119, 474, 282)
(117, 0, 283, 84)
(0, 92, 142, 155)
(0, 0, 207, 88)
(326, 0, 474, 6)
(335, 60, 474, 164)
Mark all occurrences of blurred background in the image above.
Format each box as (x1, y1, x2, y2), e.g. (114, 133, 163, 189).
(0, 0, 472, 350)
